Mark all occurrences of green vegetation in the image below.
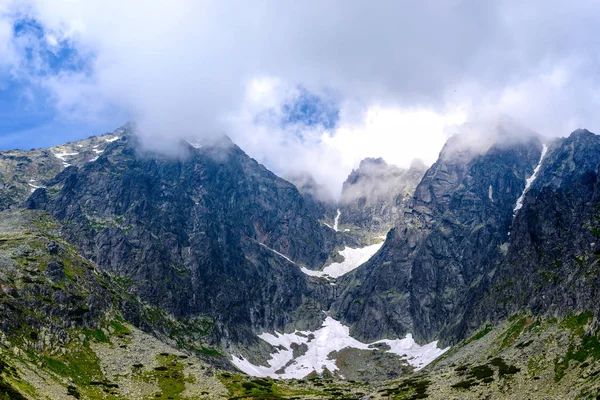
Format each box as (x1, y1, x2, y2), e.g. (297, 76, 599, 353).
(197, 346, 222, 357)
(109, 320, 131, 337)
(135, 354, 192, 399)
(560, 312, 592, 335)
(489, 357, 520, 376)
(84, 328, 110, 344)
(555, 334, 600, 381)
(500, 315, 531, 349)
(0, 359, 28, 400)
(451, 379, 478, 390)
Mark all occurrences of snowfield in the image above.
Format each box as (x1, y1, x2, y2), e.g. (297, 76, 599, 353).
(260, 239, 384, 280)
(232, 316, 449, 379)
(300, 242, 384, 279)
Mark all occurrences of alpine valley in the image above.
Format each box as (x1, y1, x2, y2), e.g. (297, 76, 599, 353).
(1, 122, 600, 399)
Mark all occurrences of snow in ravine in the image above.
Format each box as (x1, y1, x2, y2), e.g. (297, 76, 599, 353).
(300, 242, 384, 279)
(260, 235, 383, 280)
(333, 209, 341, 231)
(232, 316, 449, 379)
(105, 136, 119, 142)
(259, 243, 297, 265)
(514, 144, 548, 215)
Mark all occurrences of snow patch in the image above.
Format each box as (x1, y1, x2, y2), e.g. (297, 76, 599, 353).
(488, 185, 493, 201)
(231, 316, 449, 379)
(514, 144, 548, 215)
(187, 140, 204, 149)
(105, 136, 119, 143)
(301, 242, 384, 279)
(261, 238, 383, 280)
(53, 152, 79, 167)
(93, 148, 104, 154)
(333, 209, 341, 231)
(89, 156, 99, 162)
(27, 182, 45, 193)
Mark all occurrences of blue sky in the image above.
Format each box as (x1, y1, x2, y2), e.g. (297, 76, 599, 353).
(0, 18, 126, 150)
(0, 17, 337, 151)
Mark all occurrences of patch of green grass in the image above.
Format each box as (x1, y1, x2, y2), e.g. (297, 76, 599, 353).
(197, 346, 222, 357)
(555, 334, 600, 382)
(469, 365, 494, 380)
(500, 315, 531, 349)
(63, 266, 76, 281)
(490, 357, 520, 377)
(451, 379, 478, 390)
(84, 328, 110, 344)
(136, 354, 194, 399)
(561, 312, 592, 336)
(0, 359, 28, 400)
(219, 373, 339, 399)
(109, 320, 131, 337)
(462, 324, 493, 348)
(43, 345, 105, 386)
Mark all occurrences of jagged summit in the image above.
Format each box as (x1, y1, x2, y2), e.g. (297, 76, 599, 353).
(337, 157, 425, 238)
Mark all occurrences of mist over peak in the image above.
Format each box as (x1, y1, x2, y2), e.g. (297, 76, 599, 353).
(2, 1, 600, 195)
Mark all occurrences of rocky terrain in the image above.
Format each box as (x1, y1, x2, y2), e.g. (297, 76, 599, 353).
(0, 124, 600, 399)
(338, 158, 426, 240)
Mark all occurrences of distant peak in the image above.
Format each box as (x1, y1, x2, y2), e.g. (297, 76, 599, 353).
(569, 128, 595, 139)
(409, 159, 428, 172)
(358, 157, 387, 169)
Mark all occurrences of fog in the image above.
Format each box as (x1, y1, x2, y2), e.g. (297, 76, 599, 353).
(1, 1, 600, 195)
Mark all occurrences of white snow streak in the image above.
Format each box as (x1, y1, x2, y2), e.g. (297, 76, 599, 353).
(53, 152, 79, 167)
(259, 243, 296, 265)
(488, 185, 493, 201)
(231, 316, 449, 379)
(333, 209, 341, 231)
(300, 242, 384, 279)
(105, 136, 119, 143)
(514, 144, 548, 215)
(27, 183, 45, 193)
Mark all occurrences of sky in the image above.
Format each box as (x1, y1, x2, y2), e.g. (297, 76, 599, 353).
(1, 1, 600, 196)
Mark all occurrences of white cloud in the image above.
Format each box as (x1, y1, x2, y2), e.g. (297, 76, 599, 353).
(1, 1, 600, 193)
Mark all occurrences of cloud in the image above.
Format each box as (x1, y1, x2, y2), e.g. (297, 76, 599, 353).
(1, 1, 600, 193)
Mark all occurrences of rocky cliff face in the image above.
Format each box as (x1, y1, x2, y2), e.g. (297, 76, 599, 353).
(25, 130, 338, 345)
(0, 131, 124, 211)
(285, 172, 336, 225)
(333, 133, 546, 343)
(4, 122, 600, 398)
(338, 158, 426, 238)
(473, 129, 600, 329)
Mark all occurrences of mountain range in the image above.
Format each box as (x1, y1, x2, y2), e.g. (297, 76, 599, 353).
(0, 123, 599, 399)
